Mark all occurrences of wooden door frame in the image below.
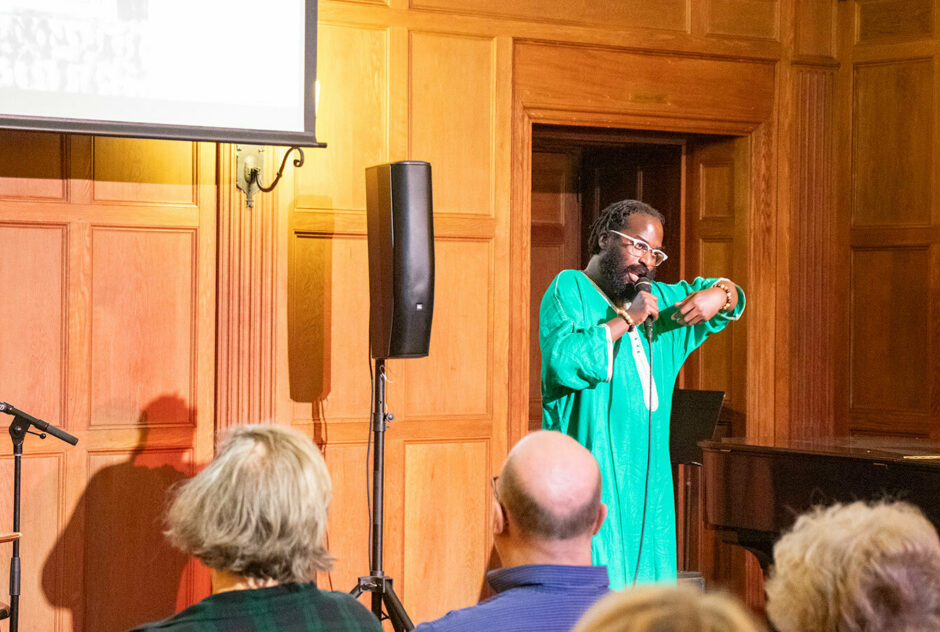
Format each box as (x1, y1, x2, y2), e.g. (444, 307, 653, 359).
(508, 105, 780, 452)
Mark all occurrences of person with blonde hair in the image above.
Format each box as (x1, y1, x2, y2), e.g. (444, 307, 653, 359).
(131, 423, 381, 631)
(572, 585, 762, 632)
(765, 500, 940, 632)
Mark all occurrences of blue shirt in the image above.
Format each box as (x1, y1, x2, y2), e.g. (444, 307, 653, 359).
(413, 564, 609, 632)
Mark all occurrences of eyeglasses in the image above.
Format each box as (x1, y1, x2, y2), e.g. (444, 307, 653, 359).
(608, 230, 668, 267)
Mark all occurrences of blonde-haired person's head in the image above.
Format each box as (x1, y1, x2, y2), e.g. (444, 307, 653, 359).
(572, 585, 763, 632)
(165, 423, 334, 583)
(765, 500, 940, 632)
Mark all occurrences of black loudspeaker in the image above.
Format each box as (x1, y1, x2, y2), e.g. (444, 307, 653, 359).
(366, 161, 435, 359)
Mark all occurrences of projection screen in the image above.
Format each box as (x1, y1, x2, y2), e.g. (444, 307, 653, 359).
(0, 0, 322, 146)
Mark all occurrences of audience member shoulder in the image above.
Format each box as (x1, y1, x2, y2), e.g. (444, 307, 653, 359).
(318, 588, 384, 631)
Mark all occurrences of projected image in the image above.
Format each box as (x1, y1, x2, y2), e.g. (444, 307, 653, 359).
(0, 1, 146, 97)
(0, 0, 309, 135)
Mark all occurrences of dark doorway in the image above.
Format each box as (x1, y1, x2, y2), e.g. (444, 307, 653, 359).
(528, 124, 749, 432)
(528, 125, 685, 430)
(527, 122, 751, 596)
(579, 142, 683, 283)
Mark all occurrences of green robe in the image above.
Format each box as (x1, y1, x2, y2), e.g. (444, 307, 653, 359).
(539, 270, 744, 588)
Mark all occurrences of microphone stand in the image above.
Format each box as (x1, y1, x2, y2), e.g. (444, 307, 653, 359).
(0, 403, 79, 632)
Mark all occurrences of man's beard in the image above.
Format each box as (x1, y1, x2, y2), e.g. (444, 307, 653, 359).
(598, 246, 649, 303)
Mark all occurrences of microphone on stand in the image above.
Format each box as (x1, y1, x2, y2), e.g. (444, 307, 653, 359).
(635, 275, 655, 342)
(0, 402, 78, 445)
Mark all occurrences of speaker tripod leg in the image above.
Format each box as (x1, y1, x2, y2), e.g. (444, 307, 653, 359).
(349, 357, 415, 631)
(350, 575, 413, 632)
(382, 581, 414, 632)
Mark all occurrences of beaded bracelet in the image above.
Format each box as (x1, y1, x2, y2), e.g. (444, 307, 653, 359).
(615, 307, 635, 330)
(713, 281, 733, 312)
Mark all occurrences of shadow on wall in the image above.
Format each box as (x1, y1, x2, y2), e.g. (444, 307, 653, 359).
(288, 226, 333, 406)
(41, 394, 196, 632)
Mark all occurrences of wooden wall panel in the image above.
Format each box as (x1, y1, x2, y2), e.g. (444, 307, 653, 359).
(839, 0, 940, 445)
(402, 239, 491, 418)
(91, 138, 196, 206)
(317, 442, 371, 593)
(795, 0, 836, 58)
(0, 136, 216, 631)
(856, 0, 932, 44)
(408, 0, 689, 33)
(0, 454, 63, 632)
(700, 162, 735, 219)
(90, 228, 195, 426)
(299, 24, 388, 211)
(853, 60, 932, 227)
(697, 240, 735, 400)
(402, 440, 489, 624)
(514, 42, 775, 126)
(82, 449, 194, 632)
(850, 247, 929, 413)
(0, 224, 66, 423)
(704, 0, 778, 41)
(0, 131, 66, 200)
(288, 233, 371, 420)
(410, 32, 494, 215)
(788, 68, 836, 439)
(682, 137, 749, 428)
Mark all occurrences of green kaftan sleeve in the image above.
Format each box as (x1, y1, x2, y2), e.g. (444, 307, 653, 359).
(539, 270, 612, 402)
(652, 277, 746, 365)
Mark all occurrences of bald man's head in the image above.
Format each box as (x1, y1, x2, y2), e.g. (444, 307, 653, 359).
(497, 431, 602, 541)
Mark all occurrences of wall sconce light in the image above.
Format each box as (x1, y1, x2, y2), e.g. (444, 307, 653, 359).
(235, 145, 305, 208)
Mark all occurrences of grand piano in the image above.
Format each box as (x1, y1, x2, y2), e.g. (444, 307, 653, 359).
(701, 437, 940, 570)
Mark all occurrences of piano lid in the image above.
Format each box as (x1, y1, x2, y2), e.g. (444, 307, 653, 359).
(701, 435, 940, 570)
(701, 436, 940, 466)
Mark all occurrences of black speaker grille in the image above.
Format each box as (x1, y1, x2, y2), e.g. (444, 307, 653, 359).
(366, 161, 434, 359)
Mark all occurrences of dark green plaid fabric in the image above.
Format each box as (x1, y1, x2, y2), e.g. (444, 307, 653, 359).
(129, 583, 383, 632)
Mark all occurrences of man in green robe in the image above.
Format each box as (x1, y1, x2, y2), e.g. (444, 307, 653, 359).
(539, 200, 744, 588)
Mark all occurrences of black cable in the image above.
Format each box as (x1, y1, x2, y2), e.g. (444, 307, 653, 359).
(631, 331, 653, 586)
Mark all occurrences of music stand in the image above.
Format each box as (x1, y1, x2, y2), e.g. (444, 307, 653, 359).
(670, 389, 724, 577)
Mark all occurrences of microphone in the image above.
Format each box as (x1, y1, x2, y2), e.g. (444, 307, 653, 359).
(635, 275, 655, 342)
(0, 402, 79, 445)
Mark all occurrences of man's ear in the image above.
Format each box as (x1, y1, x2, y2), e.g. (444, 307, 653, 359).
(597, 231, 609, 251)
(591, 503, 608, 536)
(492, 497, 506, 536)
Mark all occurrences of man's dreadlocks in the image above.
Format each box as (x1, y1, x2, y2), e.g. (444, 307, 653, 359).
(587, 200, 665, 255)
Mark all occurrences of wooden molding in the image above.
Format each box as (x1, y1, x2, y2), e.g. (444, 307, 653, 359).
(788, 68, 836, 439)
(745, 121, 777, 444)
(215, 145, 280, 429)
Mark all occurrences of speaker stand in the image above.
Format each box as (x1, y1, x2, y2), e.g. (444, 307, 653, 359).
(350, 359, 414, 631)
